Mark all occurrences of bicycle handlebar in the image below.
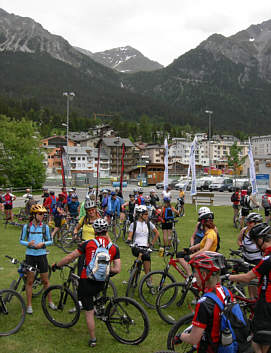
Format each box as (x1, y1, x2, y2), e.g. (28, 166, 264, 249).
(5, 255, 39, 272)
(129, 244, 155, 253)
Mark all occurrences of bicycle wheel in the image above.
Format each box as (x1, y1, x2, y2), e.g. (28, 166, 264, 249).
(105, 296, 149, 345)
(167, 313, 195, 352)
(110, 223, 121, 243)
(61, 230, 79, 253)
(0, 289, 26, 336)
(138, 271, 176, 309)
(126, 267, 140, 298)
(41, 285, 80, 328)
(32, 265, 52, 297)
(156, 282, 198, 325)
(172, 231, 178, 254)
(122, 220, 130, 241)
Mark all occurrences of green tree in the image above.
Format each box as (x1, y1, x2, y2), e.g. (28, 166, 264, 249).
(0, 115, 46, 188)
(227, 142, 246, 186)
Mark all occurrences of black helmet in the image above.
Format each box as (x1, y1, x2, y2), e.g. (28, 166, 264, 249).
(249, 223, 271, 242)
(247, 187, 252, 195)
(246, 213, 263, 223)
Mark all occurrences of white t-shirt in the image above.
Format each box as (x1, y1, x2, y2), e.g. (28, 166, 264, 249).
(162, 190, 171, 199)
(129, 220, 156, 247)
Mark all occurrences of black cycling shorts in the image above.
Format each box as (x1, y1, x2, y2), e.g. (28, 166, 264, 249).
(25, 254, 49, 274)
(264, 207, 271, 217)
(241, 208, 250, 217)
(253, 296, 271, 345)
(54, 216, 63, 227)
(232, 204, 239, 210)
(132, 246, 151, 261)
(4, 204, 12, 210)
(161, 222, 173, 230)
(78, 278, 105, 311)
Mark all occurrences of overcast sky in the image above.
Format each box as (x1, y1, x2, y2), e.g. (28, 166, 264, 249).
(1, 1, 271, 66)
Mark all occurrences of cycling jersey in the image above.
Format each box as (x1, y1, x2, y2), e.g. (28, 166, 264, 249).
(253, 247, 271, 302)
(67, 200, 79, 217)
(77, 237, 120, 279)
(242, 227, 262, 262)
(78, 216, 95, 241)
(200, 229, 218, 252)
(192, 284, 233, 353)
(106, 196, 121, 217)
(3, 193, 14, 206)
(129, 220, 155, 247)
(20, 222, 52, 256)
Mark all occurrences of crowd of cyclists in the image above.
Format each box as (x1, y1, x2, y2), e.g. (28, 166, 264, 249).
(2, 183, 271, 352)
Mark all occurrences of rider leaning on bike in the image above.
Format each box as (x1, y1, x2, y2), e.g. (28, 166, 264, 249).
(52, 218, 121, 348)
(20, 204, 54, 314)
(126, 205, 159, 275)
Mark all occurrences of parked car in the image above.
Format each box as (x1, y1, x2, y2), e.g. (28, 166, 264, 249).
(156, 179, 180, 190)
(209, 178, 233, 192)
(228, 180, 251, 192)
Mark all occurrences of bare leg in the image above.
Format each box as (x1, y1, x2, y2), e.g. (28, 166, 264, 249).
(40, 272, 53, 303)
(25, 271, 35, 307)
(143, 260, 151, 275)
(85, 309, 96, 340)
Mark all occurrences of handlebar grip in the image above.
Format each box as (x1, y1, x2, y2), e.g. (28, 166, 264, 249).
(5, 255, 18, 264)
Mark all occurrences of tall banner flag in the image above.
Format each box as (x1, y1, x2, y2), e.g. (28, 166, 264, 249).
(185, 136, 197, 195)
(120, 143, 126, 194)
(248, 139, 258, 195)
(163, 138, 168, 190)
(95, 141, 101, 203)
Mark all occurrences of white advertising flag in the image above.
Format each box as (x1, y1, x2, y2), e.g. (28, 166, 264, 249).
(163, 138, 168, 190)
(248, 140, 257, 195)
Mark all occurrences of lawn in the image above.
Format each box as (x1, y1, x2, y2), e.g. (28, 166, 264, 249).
(0, 205, 261, 353)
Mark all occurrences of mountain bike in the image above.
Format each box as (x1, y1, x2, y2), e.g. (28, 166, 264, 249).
(121, 212, 131, 241)
(125, 245, 156, 298)
(41, 263, 117, 328)
(6, 255, 51, 297)
(0, 288, 26, 336)
(233, 208, 242, 229)
(138, 249, 187, 309)
(175, 198, 184, 217)
(42, 265, 149, 345)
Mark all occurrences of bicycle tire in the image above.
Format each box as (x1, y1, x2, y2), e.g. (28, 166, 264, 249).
(110, 223, 121, 243)
(0, 289, 26, 336)
(167, 313, 195, 352)
(32, 265, 52, 297)
(172, 231, 178, 254)
(122, 220, 130, 241)
(105, 296, 149, 345)
(138, 270, 176, 309)
(156, 282, 198, 325)
(41, 285, 80, 328)
(126, 267, 139, 298)
(61, 230, 79, 253)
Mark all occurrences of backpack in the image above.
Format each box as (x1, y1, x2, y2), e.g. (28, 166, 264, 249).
(163, 207, 174, 222)
(25, 223, 48, 242)
(216, 232, 221, 251)
(262, 194, 270, 209)
(204, 287, 253, 353)
(86, 238, 112, 281)
(50, 196, 57, 214)
(132, 220, 151, 244)
(231, 192, 239, 203)
(240, 195, 251, 209)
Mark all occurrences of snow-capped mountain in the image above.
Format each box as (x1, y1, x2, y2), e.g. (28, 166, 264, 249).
(75, 45, 163, 73)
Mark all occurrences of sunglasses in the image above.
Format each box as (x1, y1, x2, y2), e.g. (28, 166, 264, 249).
(37, 213, 45, 216)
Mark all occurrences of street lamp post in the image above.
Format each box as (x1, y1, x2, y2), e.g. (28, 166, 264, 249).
(205, 110, 213, 173)
(63, 92, 75, 183)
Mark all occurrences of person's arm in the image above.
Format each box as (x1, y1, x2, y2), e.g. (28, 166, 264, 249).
(229, 269, 256, 283)
(20, 224, 32, 247)
(237, 228, 245, 247)
(12, 194, 16, 201)
(181, 325, 205, 345)
(189, 237, 213, 259)
(110, 258, 121, 274)
(171, 206, 179, 216)
(54, 249, 81, 268)
(150, 227, 160, 247)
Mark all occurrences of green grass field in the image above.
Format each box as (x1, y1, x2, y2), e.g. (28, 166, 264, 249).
(0, 205, 262, 353)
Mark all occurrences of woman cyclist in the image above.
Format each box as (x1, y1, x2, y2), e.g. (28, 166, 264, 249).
(176, 210, 219, 275)
(190, 207, 218, 246)
(20, 204, 55, 314)
(73, 199, 100, 241)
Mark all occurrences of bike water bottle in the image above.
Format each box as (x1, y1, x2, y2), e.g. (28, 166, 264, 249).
(221, 328, 233, 346)
(159, 247, 164, 257)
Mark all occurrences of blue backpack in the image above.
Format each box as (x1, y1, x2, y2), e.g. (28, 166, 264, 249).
(86, 239, 112, 281)
(164, 207, 174, 221)
(204, 287, 252, 353)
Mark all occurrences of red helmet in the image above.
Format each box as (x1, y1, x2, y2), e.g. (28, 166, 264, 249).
(189, 252, 226, 290)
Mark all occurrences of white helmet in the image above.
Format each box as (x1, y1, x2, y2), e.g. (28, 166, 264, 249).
(198, 207, 211, 216)
(135, 205, 148, 214)
(93, 219, 108, 233)
(150, 189, 155, 193)
(84, 199, 96, 210)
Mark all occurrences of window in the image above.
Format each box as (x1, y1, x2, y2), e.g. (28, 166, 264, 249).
(77, 157, 81, 161)
(82, 157, 85, 160)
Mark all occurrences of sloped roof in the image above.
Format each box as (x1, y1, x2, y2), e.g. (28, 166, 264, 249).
(101, 137, 134, 147)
